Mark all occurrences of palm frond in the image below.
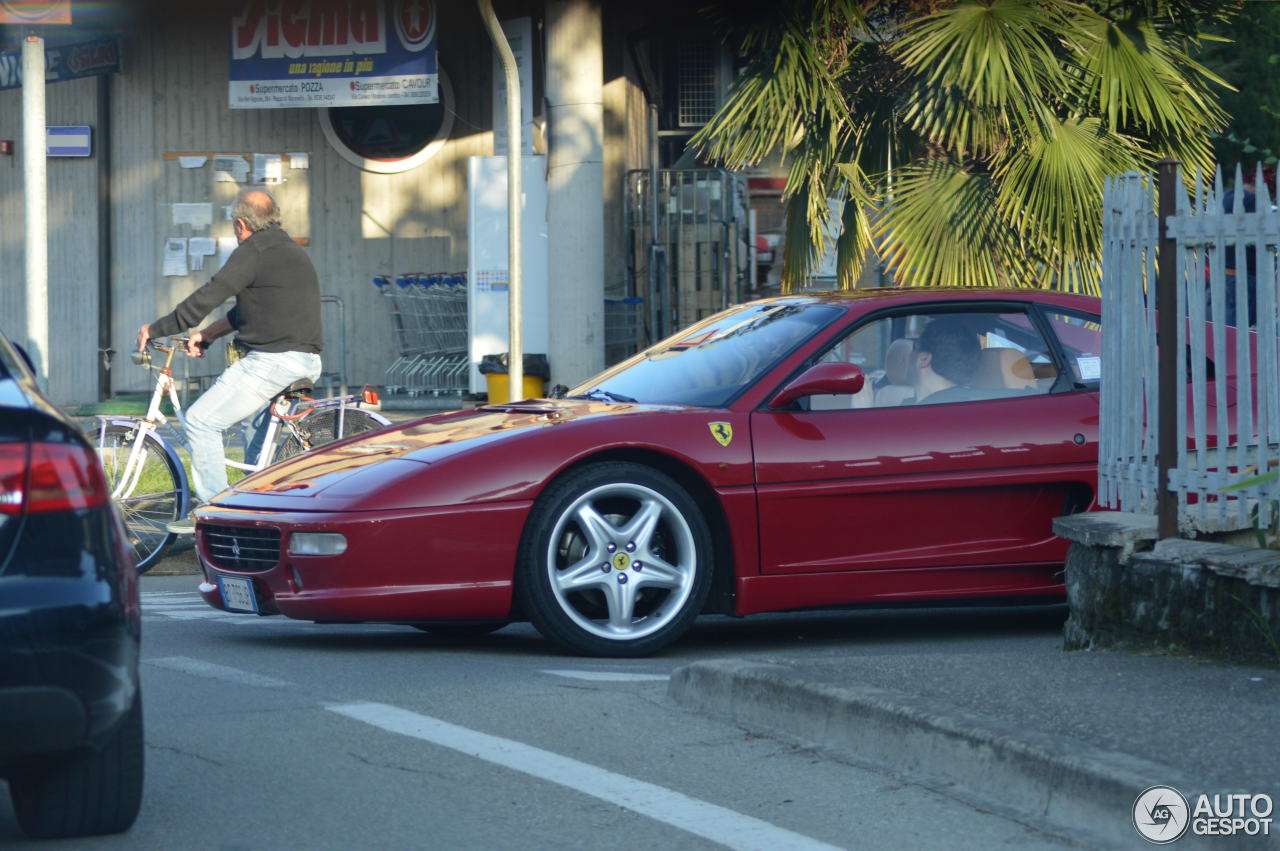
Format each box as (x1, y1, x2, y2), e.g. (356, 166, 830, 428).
(1074, 11, 1227, 146)
(695, 0, 1241, 293)
(996, 116, 1141, 272)
(893, 0, 1076, 152)
(874, 161, 1032, 288)
(694, 3, 863, 168)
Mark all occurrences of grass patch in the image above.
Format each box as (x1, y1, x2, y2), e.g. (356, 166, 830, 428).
(74, 394, 176, 418)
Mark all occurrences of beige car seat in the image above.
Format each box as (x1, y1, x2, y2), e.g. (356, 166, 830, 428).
(874, 338, 916, 406)
(973, 347, 1037, 390)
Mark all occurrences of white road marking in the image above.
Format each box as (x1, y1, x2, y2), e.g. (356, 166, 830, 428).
(147, 656, 294, 688)
(542, 669, 670, 683)
(143, 591, 277, 625)
(145, 608, 227, 620)
(141, 592, 210, 610)
(328, 701, 841, 851)
(141, 593, 402, 630)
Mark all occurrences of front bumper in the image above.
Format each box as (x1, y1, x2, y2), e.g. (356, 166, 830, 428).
(194, 501, 532, 623)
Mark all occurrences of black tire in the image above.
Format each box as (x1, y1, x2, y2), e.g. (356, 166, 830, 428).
(91, 424, 184, 573)
(277, 408, 388, 461)
(410, 621, 509, 637)
(10, 690, 144, 839)
(516, 462, 713, 657)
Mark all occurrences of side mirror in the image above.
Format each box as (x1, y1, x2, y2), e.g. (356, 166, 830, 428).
(766, 362, 866, 409)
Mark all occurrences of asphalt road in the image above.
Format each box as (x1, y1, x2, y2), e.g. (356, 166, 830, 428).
(0, 574, 1082, 849)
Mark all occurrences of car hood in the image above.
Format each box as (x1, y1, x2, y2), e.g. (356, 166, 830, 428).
(218, 398, 683, 510)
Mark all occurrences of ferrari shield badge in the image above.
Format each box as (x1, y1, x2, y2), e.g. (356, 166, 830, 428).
(708, 422, 733, 447)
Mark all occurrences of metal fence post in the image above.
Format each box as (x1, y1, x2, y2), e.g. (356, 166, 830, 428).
(1157, 159, 1180, 539)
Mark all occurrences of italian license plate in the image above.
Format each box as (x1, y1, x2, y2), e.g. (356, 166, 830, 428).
(217, 574, 258, 614)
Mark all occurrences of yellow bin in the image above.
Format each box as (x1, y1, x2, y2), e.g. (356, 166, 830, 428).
(485, 373, 546, 403)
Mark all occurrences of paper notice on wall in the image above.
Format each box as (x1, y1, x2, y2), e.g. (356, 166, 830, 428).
(178, 155, 207, 168)
(216, 236, 238, 270)
(288, 152, 309, 169)
(213, 155, 249, 183)
(163, 238, 189, 277)
(189, 237, 215, 270)
(172, 203, 213, 228)
(189, 237, 216, 256)
(254, 153, 282, 185)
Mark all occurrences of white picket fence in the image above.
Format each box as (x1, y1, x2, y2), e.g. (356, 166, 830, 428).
(1099, 165, 1280, 531)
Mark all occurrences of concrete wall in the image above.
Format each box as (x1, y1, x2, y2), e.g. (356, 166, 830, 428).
(602, 9, 651, 301)
(0, 74, 101, 403)
(1055, 512, 1280, 666)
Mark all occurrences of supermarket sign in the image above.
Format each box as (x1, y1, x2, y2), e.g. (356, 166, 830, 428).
(229, 0, 437, 109)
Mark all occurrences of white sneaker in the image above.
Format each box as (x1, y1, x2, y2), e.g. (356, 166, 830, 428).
(165, 513, 197, 535)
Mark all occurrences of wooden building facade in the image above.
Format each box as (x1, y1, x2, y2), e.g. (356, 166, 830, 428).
(0, 0, 734, 406)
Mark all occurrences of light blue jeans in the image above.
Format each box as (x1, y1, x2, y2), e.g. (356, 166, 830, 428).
(185, 350, 322, 504)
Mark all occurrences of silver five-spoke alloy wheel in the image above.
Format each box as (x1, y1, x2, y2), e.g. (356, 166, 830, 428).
(548, 481, 695, 640)
(519, 462, 713, 656)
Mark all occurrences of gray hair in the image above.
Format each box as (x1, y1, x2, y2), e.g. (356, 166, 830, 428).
(231, 188, 281, 232)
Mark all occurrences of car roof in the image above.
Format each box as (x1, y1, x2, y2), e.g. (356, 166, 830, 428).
(747, 287, 1100, 313)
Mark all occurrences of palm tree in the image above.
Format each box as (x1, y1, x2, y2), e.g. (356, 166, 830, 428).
(695, 0, 1236, 292)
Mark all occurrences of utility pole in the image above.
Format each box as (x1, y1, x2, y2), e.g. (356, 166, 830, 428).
(478, 0, 523, 401)
(23, 30, 48, 386)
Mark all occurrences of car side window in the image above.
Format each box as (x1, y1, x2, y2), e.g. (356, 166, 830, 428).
(811, 308, 1059, 409)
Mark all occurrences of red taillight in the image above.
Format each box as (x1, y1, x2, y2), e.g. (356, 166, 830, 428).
(0, 441, 109, 515)
(0, 444, 27, 515)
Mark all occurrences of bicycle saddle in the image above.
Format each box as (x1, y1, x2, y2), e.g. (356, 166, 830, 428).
(275, 379, 314, 402)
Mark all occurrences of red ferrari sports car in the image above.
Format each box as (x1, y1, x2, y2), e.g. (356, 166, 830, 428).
(194, 288, 1107, 656)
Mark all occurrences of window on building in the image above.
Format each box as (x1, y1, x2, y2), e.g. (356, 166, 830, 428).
(318, 69, 454, 173)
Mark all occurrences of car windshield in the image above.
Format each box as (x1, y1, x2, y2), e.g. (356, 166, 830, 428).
(569, 301, 843, 407)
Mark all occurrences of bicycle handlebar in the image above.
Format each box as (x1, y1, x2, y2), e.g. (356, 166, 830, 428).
(131, 336, 209, 366)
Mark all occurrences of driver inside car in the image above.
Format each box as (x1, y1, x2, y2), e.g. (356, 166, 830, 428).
(910, 318, 982, 405)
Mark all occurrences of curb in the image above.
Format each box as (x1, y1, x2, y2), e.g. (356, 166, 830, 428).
(669, 660, 1224, 850)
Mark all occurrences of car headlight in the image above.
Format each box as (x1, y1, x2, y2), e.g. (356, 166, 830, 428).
(288, 532, 348, 556)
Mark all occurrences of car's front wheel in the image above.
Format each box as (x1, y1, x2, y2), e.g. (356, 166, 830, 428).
(9, 689, 144, 839)
(517, 462, 713, 657)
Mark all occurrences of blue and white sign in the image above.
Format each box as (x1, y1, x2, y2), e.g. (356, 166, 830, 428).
(0, 36, 122, 91)
(229, 0, 437, 109)
(46, 125, 91, 157)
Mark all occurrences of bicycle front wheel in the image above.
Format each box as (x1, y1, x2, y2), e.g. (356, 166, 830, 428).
(277, 407, 390, 461)
(92, 423, 186, 573)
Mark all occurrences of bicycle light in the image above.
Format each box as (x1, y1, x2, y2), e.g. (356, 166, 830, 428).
(131, 350, 151, 366)
(288, 532, 347, 556)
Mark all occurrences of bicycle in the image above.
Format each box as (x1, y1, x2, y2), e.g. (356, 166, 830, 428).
(88, 336, 391, 573)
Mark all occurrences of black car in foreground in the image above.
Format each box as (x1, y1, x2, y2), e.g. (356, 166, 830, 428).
(0, 330, 143, 839)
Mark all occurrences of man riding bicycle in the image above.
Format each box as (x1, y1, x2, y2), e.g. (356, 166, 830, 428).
(136, 188, 323, 533)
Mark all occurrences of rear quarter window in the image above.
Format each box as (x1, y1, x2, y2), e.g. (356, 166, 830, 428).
(1042, 310, 1101, 383)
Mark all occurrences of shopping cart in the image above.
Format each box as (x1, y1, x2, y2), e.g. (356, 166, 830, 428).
(377, 272, 470, 396)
